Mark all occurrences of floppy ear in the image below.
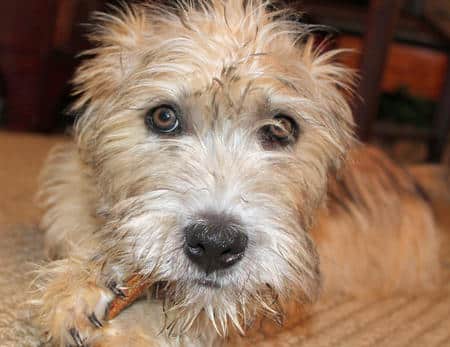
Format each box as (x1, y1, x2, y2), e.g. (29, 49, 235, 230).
(71, 4, 149, 111)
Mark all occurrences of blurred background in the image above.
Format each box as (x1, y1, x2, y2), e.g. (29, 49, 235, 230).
(0, 0, 449, 163)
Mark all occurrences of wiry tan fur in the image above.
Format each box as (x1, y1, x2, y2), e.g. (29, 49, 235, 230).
(313, 146, 440, 297)
(31, 1, 440, 346)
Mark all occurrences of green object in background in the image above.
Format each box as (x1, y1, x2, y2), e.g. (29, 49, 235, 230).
(378, 87, 436, 128)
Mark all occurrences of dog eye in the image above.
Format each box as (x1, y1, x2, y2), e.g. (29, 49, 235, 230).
(145, 105, 180, 134)
(260, 115, 298, 148)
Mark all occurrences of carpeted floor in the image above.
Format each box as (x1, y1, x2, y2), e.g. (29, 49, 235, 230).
(0, 131, 449, 346)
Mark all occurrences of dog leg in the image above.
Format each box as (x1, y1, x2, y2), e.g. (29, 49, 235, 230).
(33, 257, 116, 347)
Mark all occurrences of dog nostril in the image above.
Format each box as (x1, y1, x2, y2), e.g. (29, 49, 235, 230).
(219, 251, 244, 266)
(187, 244, 204, 257)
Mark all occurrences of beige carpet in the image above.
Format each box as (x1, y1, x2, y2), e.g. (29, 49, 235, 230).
(1, 131, 449, 346)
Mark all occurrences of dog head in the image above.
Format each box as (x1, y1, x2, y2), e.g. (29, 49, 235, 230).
(72, 0, 354, 335)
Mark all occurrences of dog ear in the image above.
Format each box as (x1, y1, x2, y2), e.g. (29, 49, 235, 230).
(300, 37, 357, 158)
(71, 4, 148, 112)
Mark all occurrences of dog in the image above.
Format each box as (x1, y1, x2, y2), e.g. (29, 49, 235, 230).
(32, 0, 441, 346)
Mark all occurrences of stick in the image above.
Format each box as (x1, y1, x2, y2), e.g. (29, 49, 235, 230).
(106, 274, 152, 320)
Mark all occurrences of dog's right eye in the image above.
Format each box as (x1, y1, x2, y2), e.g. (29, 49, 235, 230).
(145, 105, 181, 134)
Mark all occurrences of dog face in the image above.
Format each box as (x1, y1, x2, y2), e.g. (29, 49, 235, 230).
(73, 0, 354, 334)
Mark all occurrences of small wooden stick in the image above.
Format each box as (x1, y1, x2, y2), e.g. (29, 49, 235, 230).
(106, 274, 152, 320)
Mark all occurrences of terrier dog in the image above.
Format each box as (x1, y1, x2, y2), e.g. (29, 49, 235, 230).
(33, 0, 441, 346)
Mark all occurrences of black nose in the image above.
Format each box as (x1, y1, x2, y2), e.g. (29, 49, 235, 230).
(184, 213, 248, 273)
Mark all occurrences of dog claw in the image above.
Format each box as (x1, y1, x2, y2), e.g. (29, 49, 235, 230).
(69, 328, 85, 347)
(88, 312, 103, 328)
(107, 279, 126, 298)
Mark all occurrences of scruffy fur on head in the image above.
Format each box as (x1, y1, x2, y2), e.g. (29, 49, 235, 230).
(32, 1, 440, 346)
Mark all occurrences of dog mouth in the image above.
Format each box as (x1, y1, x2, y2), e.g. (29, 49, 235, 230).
(150, 278, 222, 299)
(193, 278, 221, 288)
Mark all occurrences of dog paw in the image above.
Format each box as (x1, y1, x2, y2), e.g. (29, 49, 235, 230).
(106, 279, 126, 299)
(45, 283, 114, 347)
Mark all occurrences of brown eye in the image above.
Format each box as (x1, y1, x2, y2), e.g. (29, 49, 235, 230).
(146, 105, 180, 134)
(260, 114, 298, 147)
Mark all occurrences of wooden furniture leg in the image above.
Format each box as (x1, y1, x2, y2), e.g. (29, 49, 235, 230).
(353, 0, 405, 141)
(428, 54, 450, 162)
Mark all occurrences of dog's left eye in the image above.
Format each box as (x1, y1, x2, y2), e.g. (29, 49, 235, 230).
(259, 115, 298, 148)
(145, 105, 180, 134)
